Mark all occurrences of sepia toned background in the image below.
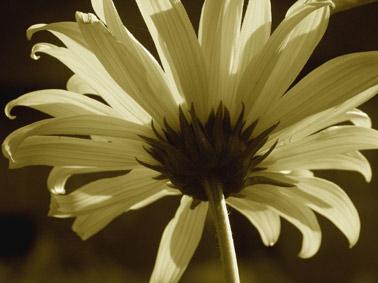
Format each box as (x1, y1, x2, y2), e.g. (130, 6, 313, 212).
(1, 1, 378, 282)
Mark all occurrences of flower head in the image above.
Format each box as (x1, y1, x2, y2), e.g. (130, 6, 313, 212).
(3, 0, 378, 282)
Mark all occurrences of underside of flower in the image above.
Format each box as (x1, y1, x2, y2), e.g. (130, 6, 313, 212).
(138, 103, 286, 201)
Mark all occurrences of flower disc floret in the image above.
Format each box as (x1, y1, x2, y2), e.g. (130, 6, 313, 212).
(138, 103, 284, 201)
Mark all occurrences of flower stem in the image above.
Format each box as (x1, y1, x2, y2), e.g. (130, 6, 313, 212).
(204, 180, 240, 283)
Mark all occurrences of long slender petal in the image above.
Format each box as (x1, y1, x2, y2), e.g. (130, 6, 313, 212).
(233, 0, 271, 74)
(236, 0, 333, 122)
(135, 0, 208, 120)
(3, 114, 152, 157)
(5, 89, 115, 119)
(28, 24, 150, 123)
(269, 108, 371, 148)
(76, 12, 179, 127)
(50, 168, 167, 216)
(6, 136, 151, 169)
(248, 5, 329, 122)
(227, 197, 280, 246)
(71, 187, 178, 240)
(27, 22, 87, 47)
(264, 151, 372, 181)
(254, 172, 361, 247)
(291, 177, 360, 247)
(91, 0, 185, 104)
(199, 0, 243, 108)
(263, 126, 378, 170)
(150, 196, 208, 283)
(259, 52, 378, 133)
(244, 185, 321, 258)
(47, 166, 128, 194)
(66, 74, 97, 95)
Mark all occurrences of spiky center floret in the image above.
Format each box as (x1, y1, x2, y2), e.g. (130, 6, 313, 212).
(138, 103, 279, 201)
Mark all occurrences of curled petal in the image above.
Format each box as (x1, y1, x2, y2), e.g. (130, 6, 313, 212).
(5, 89, 115, 119)
(6, 136, 151, 169)
(76, 12, 179, 127)
(227, 197, 280, 246)
(244, 185, 321, 258)
(264, 126, 378, 170)
(3, 114, 152, 158)
(292, 177, 361, 247)
(50, 168, 167, 216)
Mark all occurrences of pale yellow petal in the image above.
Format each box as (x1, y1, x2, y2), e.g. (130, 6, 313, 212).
(291, 177, 360, 247)
(28, 23, 150, 123)
(5, 89, 115, 120)
(6, 136, 151, 169)
(135, 0, 208, 120)
(259, 52, 378, 133)
(66, 75, 97, 95)
(236, 0, 333, 123)
(47, 166, 128, 194)
(50, 168, 167, 216)
(227, 197, 280, 246)
(264, 126, 378, 170)
(150, 196, 208, 283)
(233, 0, 271, 74)
(76, 12, 179, 127)
(199, 0, 243, 109)
(244, 185, 321, 258)
(72, 189, 176, 239)
(3, 114, 152, 160)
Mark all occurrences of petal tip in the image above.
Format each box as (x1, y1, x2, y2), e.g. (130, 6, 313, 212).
(75, 11, 99, 24)
(26, 23, 47, 40)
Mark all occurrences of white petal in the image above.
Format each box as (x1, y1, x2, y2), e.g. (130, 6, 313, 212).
(264, 126, 378, 170)
(244, 185, 321, 258)
(135, 0, 208, 120)
(5, 89, 115, 119)
(258, 171, 361, 247)
(47, 166, 127, 194)
(249, 4, 329, 122)
(50, 168, 166, 216)
(129, 187, 181, 210)
(76, 12, 179, 127)
(92, 0, 182, 105)
(27, 22, 87, 47)
(28, 23, 150, 124)
(270, 108, 372, 148)
(199, 0, 243, 109)
(266, 151, 372, 182)
(3, 114, 152, 158)
(91, 0, 105, 22)
(260, 52, 378, 133)
(95, 0, 182, 103)
(150, 196, 208, 283)
(66, 75, 97, 95)
(72, 187, 178, 240)
(236, 0, 332, 123)
(72, 201, 129, 239)
(227, 197, 280, 246)
(6, 136, 151, 169)
(290, 176, 360, 247)
(234, 0, 271, 74)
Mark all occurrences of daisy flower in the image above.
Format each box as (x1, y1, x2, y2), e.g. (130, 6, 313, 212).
(3, 0, 378, 282)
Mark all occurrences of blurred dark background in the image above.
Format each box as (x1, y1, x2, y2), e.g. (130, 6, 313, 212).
(1, 1, 378, 282)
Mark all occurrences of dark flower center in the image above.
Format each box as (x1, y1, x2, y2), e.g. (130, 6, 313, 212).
(138, 103, 278, 201)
